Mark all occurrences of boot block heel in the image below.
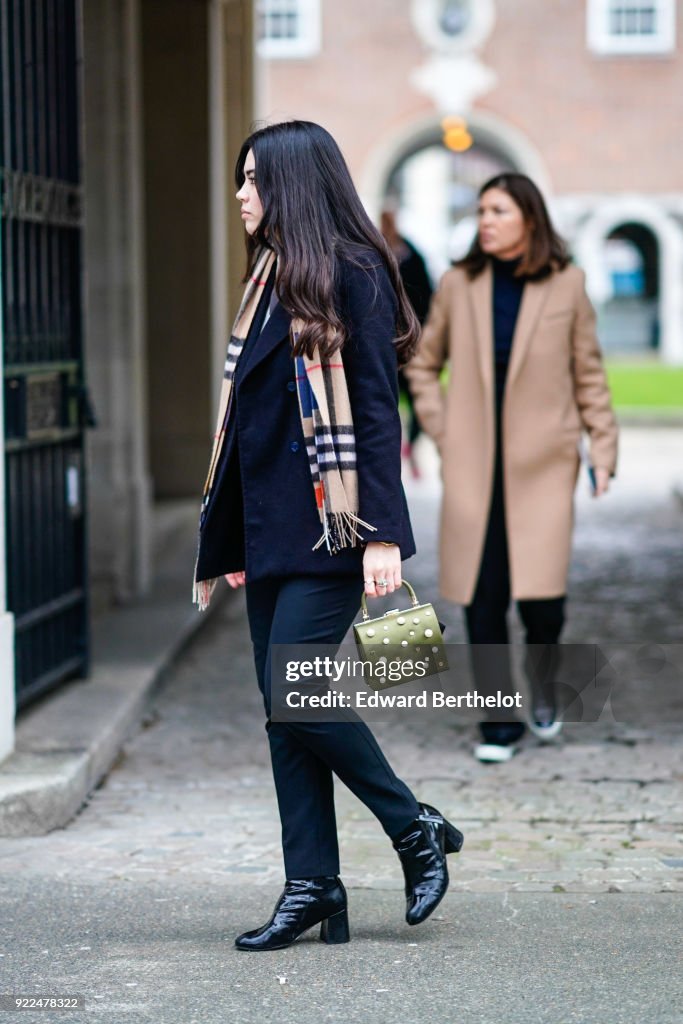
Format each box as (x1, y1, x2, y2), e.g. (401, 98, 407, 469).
(320, 908, 350, 944)
(444, 820, 464, 853)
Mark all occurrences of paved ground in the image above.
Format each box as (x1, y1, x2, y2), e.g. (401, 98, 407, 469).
(2, 881, 681, 1024)
(0, 426, 682, 1023)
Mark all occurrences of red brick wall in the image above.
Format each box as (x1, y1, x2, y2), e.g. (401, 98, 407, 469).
(262, 0, 683, 193)
(479, 0, 683, 191)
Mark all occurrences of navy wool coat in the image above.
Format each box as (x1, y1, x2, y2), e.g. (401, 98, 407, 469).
(194, 255, 416, 584)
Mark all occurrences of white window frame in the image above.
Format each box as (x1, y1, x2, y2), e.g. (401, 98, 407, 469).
(587, 0, 676, 55)
(256, 0, 321, 60)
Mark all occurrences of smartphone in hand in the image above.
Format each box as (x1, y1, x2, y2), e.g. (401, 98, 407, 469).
(577, 437, 597, 496)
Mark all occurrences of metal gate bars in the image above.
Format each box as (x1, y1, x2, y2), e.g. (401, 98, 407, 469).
(0, 0, 89, 706)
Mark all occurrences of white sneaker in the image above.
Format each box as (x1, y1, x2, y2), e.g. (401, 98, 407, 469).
(473, 742, 517, 763)
(528, 718, 563, 741)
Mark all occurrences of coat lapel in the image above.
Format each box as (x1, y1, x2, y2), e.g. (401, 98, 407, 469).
(468, 261, 494, 397)
(238, 300, 292, 382)
(505, 274, 554, 388)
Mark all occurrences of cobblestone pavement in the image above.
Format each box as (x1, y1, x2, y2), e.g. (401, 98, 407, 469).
(0, 428, 681, 897)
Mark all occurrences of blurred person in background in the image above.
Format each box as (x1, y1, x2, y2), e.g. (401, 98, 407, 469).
(380, 206, 433, 478)
(405, 173, 618, 763)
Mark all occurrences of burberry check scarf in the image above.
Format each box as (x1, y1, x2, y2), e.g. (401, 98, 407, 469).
(193, 245, 376, 610)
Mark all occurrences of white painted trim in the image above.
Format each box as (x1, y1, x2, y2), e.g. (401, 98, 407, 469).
(0, 614, 15, 763)
(574, 196, 683, 364)
(410, 0, 496, 54)
(359, 109, 553, 221)
(256, 0, 321, 60)
(0, 202, 15, 762)
(587, 0, 677, 55)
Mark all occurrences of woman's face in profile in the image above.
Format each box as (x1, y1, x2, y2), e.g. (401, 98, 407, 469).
(236, 148, 264, 235)
(477, 187, 528, 260)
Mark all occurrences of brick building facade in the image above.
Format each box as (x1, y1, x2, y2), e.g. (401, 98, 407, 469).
(258, 0, 683, 361)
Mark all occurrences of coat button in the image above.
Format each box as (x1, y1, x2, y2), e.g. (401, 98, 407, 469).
(287, 380, 296, 392)
(290, 441, 299, 452)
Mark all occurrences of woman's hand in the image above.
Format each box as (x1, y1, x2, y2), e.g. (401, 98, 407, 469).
(224, 571, 246, 588)
(593, 468, 611, 498)
(363, 542, 401, 598)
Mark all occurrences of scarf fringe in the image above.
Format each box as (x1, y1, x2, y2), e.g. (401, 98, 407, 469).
(312, 511, 377, 554)
(193, 574, 218, 611)
(192, 537, 219, 611)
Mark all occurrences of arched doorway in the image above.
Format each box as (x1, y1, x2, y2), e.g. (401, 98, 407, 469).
(600, 223, 660, 355)
(575, 199, 683, 365)
(384, 135, 514, 279)
(361, 111, 552, 279)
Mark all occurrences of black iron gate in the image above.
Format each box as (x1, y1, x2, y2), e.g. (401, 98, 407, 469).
(0, 0, 89, 707)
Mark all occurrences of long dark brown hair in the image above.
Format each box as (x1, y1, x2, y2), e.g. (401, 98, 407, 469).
(235, 121, 420, 365)
(458, 173, 570, 280)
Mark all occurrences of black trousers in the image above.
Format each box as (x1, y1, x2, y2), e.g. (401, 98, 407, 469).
(245, 575, 420, 879)
(465, 428, 565, 743)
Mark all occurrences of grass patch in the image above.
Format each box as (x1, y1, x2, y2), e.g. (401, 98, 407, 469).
(399, 360, 683, 414)
(605, 361, 683, 409)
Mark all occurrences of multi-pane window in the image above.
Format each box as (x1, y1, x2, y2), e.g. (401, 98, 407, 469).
(610, 2, 657, 36)
(588, 0, 676, 53)
(257, 0, 321, 59)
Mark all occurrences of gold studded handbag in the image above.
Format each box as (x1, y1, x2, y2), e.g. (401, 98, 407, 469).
(353, 580, 448, 690)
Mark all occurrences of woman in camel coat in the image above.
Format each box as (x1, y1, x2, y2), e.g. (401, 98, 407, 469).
(405, 173, 618, 762)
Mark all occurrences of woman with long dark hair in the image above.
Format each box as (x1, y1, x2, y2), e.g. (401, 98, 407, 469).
(406, 173, 618, 763)
(193, 121, 463, 950)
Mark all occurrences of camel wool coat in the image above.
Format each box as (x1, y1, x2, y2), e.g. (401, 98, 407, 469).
(404, 261, 618, 605)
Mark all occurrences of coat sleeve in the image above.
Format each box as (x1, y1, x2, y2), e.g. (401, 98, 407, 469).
(340, 259, 405, 545)
(571, 269, 619, 476)
(401, 245, 433, 325)
(402, 270, 452, 452)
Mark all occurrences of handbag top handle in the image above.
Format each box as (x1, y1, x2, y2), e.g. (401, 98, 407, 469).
(360, 579, 420, 621)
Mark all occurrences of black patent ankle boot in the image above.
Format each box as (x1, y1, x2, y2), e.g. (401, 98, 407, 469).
(234, 876, 349, 951)
(418, 803, 465, 855)
(392, 804, 464, 926)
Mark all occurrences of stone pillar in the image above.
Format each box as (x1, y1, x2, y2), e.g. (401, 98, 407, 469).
(141, 0, 256, 495)
(660, 217, 683, 366)
(222, 0, 257, 337)
(209, 0, 230, 422)
(141, 0, 213, 497)
(207, 0, 257, 410)
(82, 0, 153, 609)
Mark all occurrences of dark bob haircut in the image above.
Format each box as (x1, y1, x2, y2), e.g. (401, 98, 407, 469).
(458, 173, 570, 280)
(235, 120, 420, 365)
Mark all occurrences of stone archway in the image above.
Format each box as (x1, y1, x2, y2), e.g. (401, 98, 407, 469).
(360, 108, 553, 219)
(575, 199, 683, 365)
(360, 110, 553, 276)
